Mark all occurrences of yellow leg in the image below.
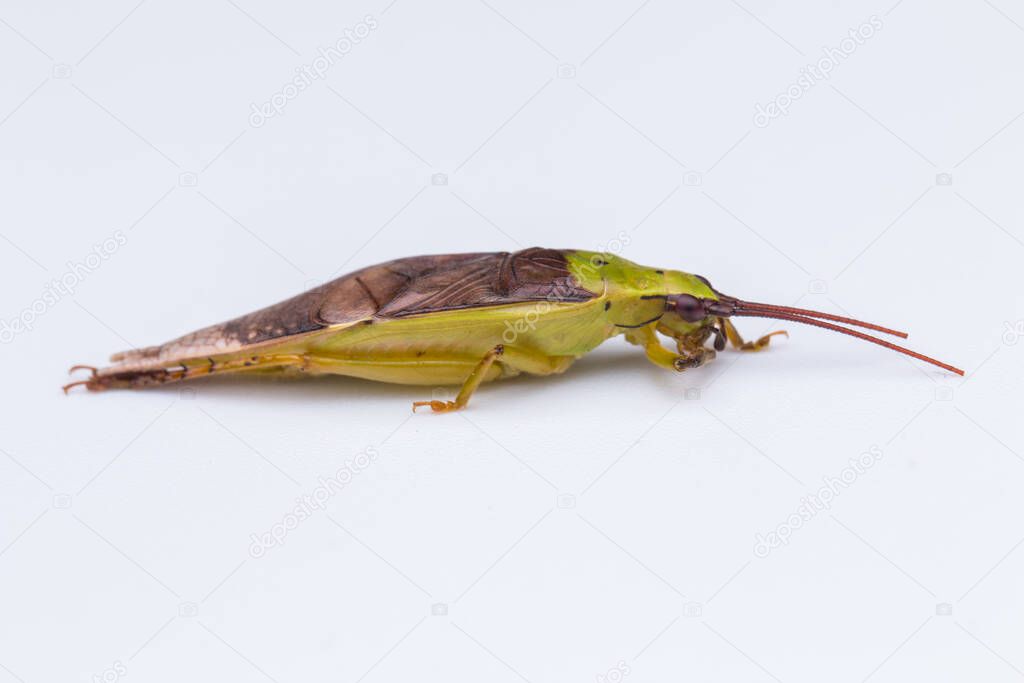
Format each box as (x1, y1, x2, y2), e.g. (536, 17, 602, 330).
(626, 325, 715, 372)
(77, 345, 574, 413)
(412, 345, 505, 413)
(410, 344, 577, 413)
(718, 317, 788, 352)
(74, 353, 312, 391)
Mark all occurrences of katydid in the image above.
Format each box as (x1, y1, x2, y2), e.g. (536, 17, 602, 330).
(65, 248, 963, 412)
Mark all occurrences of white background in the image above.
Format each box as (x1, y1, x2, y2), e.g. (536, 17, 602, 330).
(2, 1, 1023, 681)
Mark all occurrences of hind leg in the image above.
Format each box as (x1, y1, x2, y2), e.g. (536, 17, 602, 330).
(66, 346, 574, 414)
(64, 353, 311, 392)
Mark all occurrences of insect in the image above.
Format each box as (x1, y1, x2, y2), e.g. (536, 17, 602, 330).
(65, 247, 963, 411)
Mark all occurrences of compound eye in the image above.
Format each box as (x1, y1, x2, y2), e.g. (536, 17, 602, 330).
(673, 294, 707, 323)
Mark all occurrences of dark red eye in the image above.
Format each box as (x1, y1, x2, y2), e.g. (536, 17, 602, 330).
(674, 294, 707, 323)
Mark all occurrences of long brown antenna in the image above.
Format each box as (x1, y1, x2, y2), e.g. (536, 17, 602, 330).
(723, 298, 908, 338)
(729, 310, 964, 375)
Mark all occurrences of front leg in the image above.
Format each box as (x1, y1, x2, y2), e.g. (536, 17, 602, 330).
(625, 324, 716, 372)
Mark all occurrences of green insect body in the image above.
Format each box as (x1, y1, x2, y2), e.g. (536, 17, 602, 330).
(66, 247, 962, 412)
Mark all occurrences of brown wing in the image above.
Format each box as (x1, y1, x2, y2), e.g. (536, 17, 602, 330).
(376, 247, 594, 317)
(108, 248, 596, 368)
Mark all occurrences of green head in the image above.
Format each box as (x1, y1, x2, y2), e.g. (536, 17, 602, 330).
(655, 270, 722, 343)
(658, 270, 963, 375)
(565, 250, 961, 375)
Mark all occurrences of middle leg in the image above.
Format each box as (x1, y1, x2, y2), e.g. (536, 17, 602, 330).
(412, 345, 505, 413)
(411, 344, 577, 413)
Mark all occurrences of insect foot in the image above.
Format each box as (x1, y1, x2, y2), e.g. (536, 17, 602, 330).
(740, 330, 788, 352)
(673, 349, 716, 371)
(412, 400, 459, 414)
(62, 365, 100, 393)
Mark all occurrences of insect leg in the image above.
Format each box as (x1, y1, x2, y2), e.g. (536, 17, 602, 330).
(717, 317, 788, 352)
(412, 345, 505, 413)
(626, 324, 715, 372)
(67, 354, 309, 392)
(625, 325, 679, 370)
(492, 346, 576, 376)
